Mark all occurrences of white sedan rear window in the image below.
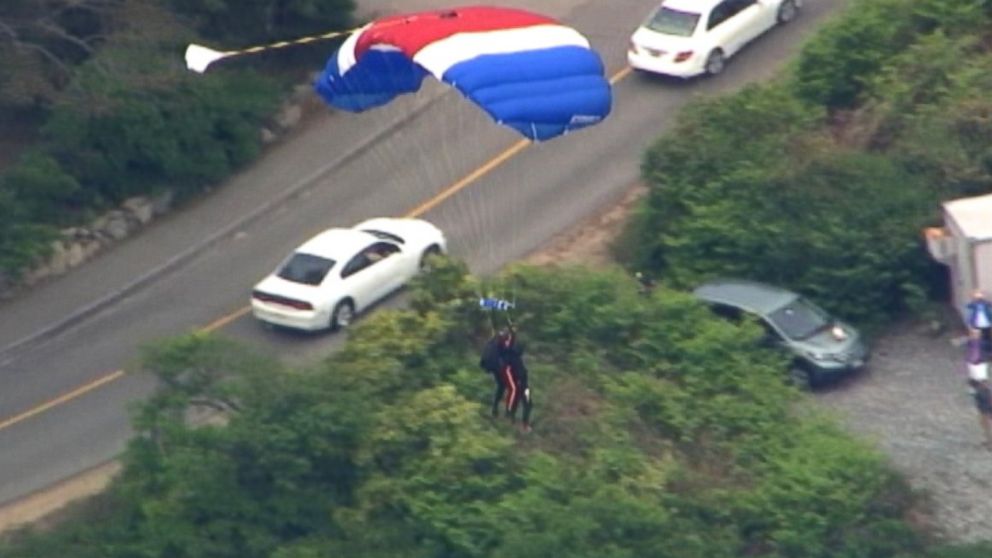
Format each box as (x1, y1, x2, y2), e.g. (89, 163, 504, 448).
(278, 253, 335, 286)
(645, 7, 700, 36)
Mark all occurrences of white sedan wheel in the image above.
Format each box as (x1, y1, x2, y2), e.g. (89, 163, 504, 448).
(705, 49, 725, 76)
(330, 300, 355, 331)
(777, 0, 798, 23)
(419, 245, 442, 271)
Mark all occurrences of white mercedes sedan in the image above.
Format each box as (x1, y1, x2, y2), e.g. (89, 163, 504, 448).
(250, 217, 446, 331)
(627, 0, 799, 78)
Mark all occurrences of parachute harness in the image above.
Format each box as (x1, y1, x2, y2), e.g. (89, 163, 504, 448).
(480, 278, 518, 335)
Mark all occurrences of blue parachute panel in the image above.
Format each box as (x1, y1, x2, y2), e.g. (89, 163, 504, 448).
(314, 49, 429, 113)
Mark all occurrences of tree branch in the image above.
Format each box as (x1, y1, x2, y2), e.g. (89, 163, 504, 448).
(0, 19, 72, 79)
(37, 19, 96, 56)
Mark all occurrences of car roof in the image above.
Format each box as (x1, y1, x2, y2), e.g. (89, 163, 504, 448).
(658, 0, 722, 15)
(692, 279, 800, 316)
(294, 228, 376, 261)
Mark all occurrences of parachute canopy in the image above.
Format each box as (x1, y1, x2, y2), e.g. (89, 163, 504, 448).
(313, 6, 612, 141)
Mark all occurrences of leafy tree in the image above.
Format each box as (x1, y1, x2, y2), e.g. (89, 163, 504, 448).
(0, 0, 117, 109)
(792, 0, 918, 109)
(792, 0, 992, 110)
(166, 0, 356, 43)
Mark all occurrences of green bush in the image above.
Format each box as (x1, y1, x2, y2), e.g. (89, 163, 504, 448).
(1, 151, 82, 224)
(0, 188, 57, 277)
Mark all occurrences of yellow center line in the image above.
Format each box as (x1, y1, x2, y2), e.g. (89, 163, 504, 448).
(0, 65, 636, 433)
(404, 138, 532, 218)
(610, 65, 633, 85)
(0, 370, 126, 431)
(200, 306, 252, 333)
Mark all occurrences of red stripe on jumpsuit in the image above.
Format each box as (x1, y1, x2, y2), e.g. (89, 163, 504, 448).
(503, 365, 516, 410)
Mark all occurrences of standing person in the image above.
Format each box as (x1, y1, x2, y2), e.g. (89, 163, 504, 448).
(967, 356, 992, 450)
(966, 290, 992, 353)
(499, 329, 533, 433)
(966, 328, 985, 372)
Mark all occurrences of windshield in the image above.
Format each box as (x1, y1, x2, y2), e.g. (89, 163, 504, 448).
(277, 253, 335, 286)
(767, 298, 832, 340)
(644, 6, 700, 36)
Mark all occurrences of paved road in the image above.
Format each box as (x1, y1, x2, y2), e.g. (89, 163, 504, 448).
(0, 0, 845, 505)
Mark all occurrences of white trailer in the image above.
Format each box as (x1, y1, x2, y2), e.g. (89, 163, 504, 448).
(926, 192, 992, 322)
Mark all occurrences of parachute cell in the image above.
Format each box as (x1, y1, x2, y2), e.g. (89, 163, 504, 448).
(313, 6, 612, 141)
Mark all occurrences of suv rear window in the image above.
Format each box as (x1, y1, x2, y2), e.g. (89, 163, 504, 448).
(277, 253, 335, 286)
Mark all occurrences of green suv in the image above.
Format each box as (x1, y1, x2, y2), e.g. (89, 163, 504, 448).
(693, 279, 869, 389)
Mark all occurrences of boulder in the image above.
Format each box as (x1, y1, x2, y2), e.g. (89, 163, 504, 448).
(102, 211, 131, 241)
(82, 240, 101, 260)
(151, 190, 174, 216)
(275, 103, 302, 131)
(48, 241, 69, 275)
(91, 214, 109, 233)
(61, 227, 85, 241)
(260, 127, 277, 144)
(291, 83, 312, 103)
(123, 196, 154, 225)
(65, 242, 87, 268)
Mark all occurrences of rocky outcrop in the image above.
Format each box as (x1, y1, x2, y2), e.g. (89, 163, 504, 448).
(3, 191, 175, 295)
(0, 76, 316, 301)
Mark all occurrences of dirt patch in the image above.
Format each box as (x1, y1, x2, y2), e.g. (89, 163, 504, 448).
(0, 462, 120, 537)
(524, 184, 646, 267)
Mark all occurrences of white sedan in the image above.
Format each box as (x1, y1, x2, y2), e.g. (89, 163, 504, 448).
(250, 217, 446, 331)
(627, 0, 799, 78)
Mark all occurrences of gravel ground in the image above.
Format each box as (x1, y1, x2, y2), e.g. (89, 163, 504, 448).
(816, 322, 992, 544)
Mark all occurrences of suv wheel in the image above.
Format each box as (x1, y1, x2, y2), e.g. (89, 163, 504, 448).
(789, 366, 813, 391)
